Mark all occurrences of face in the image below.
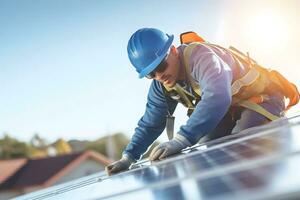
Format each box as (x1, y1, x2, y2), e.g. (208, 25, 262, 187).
(146, 45, 180, 88)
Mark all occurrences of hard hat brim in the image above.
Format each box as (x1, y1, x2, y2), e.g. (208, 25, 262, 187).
(138, 34, 174, 78)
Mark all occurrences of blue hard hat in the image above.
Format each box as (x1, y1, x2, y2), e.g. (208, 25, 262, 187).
(127, 28, 174, 78)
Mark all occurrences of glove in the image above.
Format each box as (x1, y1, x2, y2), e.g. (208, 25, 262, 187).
(149, 134, 191, 161)
(105, 154, 135, 176)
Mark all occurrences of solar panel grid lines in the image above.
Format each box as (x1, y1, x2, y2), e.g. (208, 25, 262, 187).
(241, 140, 279, 155)
(220, 157, 300, 200)
(12, 115, 300, 200)
(98, 147, 300, 200)
(172, 131, 279, 167)
(12, 152, 294, 200)
(138, 131, 266, 170)
(222, 144, 280, 182)
(97, 121, 298, 199)
(24, 132, 296, 200)
(199, 149, 243, 195)
(31, 136, 292, 200)
(129, 117, 299, 170)
(14, 175, 103, 200)
(189, 137, 284, 198)
(199, 144, 275, 198)
(177, 178, 202, 200)
(24, 129, 292, 199)
(48, 177, 101, 195)
(194, 123, 293, 154)
(238, 142, 269, 158)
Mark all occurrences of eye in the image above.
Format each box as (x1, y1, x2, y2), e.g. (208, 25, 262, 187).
(155, 60, 168, 73)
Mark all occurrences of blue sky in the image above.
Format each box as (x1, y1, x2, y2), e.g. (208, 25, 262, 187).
(1, 0, 299, 142)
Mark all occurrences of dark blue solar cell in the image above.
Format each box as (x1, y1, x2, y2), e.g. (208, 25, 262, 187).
(192, 154, 213, 169)
(150, 184, 185, 200)
(204, 149, 237, 164)
(197, 176, 233, 198)
(231, 170, 267, 189)
(226, 143, 262, 159)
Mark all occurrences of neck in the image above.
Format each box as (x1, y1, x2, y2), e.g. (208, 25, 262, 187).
(177, 61, 186, 81)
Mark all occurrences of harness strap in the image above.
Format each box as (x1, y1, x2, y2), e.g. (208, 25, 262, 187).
(237, 100, 280, 121)
(164, 83, 196, 107)
(231, 68, 260, 95)
(200, 43, 264, 97)
(181, 42, 280, 121)
(173, 83, 194, 108)
(182, 43, 202, 97)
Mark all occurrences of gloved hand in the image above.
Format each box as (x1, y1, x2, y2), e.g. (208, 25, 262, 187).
(105, 154, 135, 176)
(149, 134, 191, 161)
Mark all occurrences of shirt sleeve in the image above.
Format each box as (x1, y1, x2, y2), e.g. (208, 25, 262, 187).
(178, 45, 233, 144)
(123, 80, 178, 160)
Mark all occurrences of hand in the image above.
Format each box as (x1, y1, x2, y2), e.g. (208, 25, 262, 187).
(149, 134, 191, 161)
(105, 155, 135, 176)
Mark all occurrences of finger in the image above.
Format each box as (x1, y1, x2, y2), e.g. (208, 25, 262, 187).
(150, 148, 164, 161)
(159, 149, 169, 160)
(106, 164, 113, 170)
(107, 165, 119, 176)
(110, 162, 129, 175)
(160, 147, 179, 160)
(149, 145, 161, 159)
(105, 166, 113, 176)
(106, 162, 119, 175)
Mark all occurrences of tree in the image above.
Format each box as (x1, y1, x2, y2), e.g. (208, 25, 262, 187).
(0, 134, 30, 159)
(85, 132, 160, 160)
(53, 138, 72, 155)
(85, 132, 129, 160)
(29, 133, 48, 149)
(28, 133, 49, 158)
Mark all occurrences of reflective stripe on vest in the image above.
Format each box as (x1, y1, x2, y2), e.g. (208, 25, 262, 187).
(231, 68, 260, 95)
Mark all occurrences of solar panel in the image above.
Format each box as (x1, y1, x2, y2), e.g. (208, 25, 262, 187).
(13, 115, 300, 200)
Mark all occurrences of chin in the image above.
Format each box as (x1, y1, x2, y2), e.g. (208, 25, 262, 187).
(165, 82, 175, 88)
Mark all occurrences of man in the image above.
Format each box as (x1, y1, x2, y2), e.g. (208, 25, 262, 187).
(105, 27, 297, 175)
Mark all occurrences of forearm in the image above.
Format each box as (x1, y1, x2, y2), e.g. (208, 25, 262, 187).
(178, 91, 231, 144)
(123, 119, 165, 160)
(123, 80, 177, 160)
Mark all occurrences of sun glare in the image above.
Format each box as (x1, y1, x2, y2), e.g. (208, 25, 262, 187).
(244, 11, 289, 50)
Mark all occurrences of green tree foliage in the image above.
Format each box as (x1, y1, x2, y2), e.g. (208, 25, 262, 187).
(0, 132, 160, 160)
(85, 132, 130, 160)
(85, 132, 160, 160)
(0, 134, 30, 159)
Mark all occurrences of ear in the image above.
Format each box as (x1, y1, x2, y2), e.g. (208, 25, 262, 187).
(170, 45, 179, 58)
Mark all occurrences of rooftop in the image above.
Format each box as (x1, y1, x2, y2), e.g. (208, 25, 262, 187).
(0, 151, 110, 191)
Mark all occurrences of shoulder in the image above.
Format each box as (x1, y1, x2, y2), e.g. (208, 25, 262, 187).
(178, 43, 212, 53)
(149, 80, 164, 96)
(147, 80, 167, 103)
(192, 43, 216, 55)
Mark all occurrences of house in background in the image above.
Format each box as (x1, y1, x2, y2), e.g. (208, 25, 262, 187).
(0, 151, 111, 200)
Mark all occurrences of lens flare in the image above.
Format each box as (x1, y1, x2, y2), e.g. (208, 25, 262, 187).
(244, 11, 289, 50)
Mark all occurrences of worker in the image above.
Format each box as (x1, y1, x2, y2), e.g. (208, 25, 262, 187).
(105, 28, 299, 175)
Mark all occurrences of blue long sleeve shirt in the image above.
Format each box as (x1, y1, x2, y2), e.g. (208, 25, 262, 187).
(124, 43, 247, 160)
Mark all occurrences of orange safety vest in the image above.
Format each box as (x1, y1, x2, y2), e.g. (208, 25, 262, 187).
(163, 32, 299, 120)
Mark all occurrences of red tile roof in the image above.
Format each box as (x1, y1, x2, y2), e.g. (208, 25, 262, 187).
(0, 159, 27, 183)
(0, 151, 110, 190)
